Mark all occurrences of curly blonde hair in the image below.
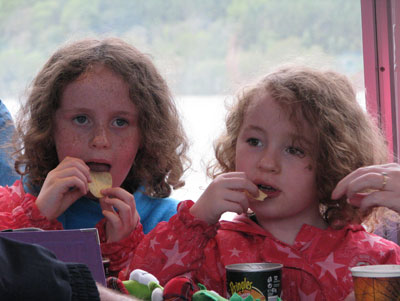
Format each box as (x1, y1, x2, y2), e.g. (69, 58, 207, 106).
(14, 37, 189, 198)
(210, 65, 389, 229)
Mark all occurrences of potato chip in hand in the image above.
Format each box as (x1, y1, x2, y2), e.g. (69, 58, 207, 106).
(246, 189, 268, 201)
(88, 171, 112, 198)
(255, 190, 268, 201)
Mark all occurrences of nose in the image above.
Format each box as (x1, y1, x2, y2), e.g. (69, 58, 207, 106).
(90, 126, 110, 149)
(258, 149, 280, 173)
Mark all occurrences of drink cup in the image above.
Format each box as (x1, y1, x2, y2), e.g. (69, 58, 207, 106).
(350, 264, 400, 301)
(226, 263, 282, 301)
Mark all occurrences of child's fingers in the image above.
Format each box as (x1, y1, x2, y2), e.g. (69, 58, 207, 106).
(99, 189, 139, 242)
(219, 171, 248, 179)
(242, 182, 259, 198)
(99, 197, 115, 213)
(215, 173, 258, 196)
(221, 189, 249, 212)
(220, 200, 248, 216)
(48, 166, 87, 185)
(36, 175, 88, 220)
(102, 209, 122, 231)
(58, 156, 91, 180)
(193, 173, 255, 224)
(44, 173, 88, 200)
(104, 197, 135, 228)
(210, 177, 252, 208)
(45, 158, 91, 195)
(102, 196, 139, 243)
(101, 187, 135, 205)
(101, 187, 136, 214)
(60, 169, 90, 192)
(62, 176, 89, 196)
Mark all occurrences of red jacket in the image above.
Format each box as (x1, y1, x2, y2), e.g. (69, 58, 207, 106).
(130, 200, 400, 300)
(0, 180, 144, 274)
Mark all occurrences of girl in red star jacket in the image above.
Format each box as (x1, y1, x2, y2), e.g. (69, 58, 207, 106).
(126, 65, 400, 300)
(0, 37, 189, 276)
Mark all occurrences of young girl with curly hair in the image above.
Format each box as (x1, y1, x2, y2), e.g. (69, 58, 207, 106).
(126, 65, 400, 300)
(0, 37, 189, 276)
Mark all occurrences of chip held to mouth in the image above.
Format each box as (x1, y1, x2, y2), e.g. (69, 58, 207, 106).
(255, 190, 268, 201)
(246, 189, 268, 201)
(88, 171, 112, 198)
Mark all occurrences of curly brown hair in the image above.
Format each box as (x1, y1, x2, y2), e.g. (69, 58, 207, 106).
(14, 37, 189, 198)
(210, 65, 389, 229)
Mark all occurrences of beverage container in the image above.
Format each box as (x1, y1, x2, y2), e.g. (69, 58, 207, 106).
(226, 263, 282, 301)
(350, 264, 400, 301)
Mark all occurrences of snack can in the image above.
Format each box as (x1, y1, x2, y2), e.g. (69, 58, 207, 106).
(350, 264, 400, 301)
(226, 263, 282, 301)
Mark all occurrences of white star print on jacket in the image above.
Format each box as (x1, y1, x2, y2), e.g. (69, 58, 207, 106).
(124, 200, 400, 301)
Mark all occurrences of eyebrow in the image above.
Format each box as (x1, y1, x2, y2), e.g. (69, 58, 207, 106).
(242, 124, 265, 134)
(62, 107, 137, 116)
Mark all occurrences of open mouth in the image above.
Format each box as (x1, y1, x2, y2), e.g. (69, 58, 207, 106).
(86, 162, 111, 172)
(258, 184, 277, 193)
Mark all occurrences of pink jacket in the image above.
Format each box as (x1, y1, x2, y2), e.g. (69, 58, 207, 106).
(0, 180, 144, 274)
(130, 200, 400, 300)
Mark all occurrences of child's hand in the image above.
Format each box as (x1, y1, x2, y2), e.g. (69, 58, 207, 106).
(190, 172, 258, 224)
(331, 163, 400, 212)
(36, 156, 90, 220)
(99, 187, 139, 243)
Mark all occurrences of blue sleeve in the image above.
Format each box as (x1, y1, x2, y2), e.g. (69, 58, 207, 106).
(134, 190, 180, 234)
(0, 100, 19, 186)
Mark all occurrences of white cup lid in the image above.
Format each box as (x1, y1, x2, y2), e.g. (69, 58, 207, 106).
(350, 265, 400, 278)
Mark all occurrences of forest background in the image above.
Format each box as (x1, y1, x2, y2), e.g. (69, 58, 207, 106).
(0, 0, 363, 99)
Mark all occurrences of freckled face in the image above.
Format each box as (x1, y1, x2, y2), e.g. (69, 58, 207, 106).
(54, 64, 140, 190)
(235, 93, 320, 225)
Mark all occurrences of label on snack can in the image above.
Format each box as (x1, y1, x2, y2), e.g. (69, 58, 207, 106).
(226, 263, 282, 301)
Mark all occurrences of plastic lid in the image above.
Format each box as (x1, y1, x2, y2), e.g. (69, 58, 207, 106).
(225, 262, 283, 272)
(350, 265, 400, 278)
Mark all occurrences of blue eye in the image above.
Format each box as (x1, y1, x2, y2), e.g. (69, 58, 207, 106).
(113, 118, 128, 127)
(73, 115, 88, 125)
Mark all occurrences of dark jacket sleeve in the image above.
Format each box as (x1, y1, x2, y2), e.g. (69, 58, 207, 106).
(0, 236, 100, 301)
